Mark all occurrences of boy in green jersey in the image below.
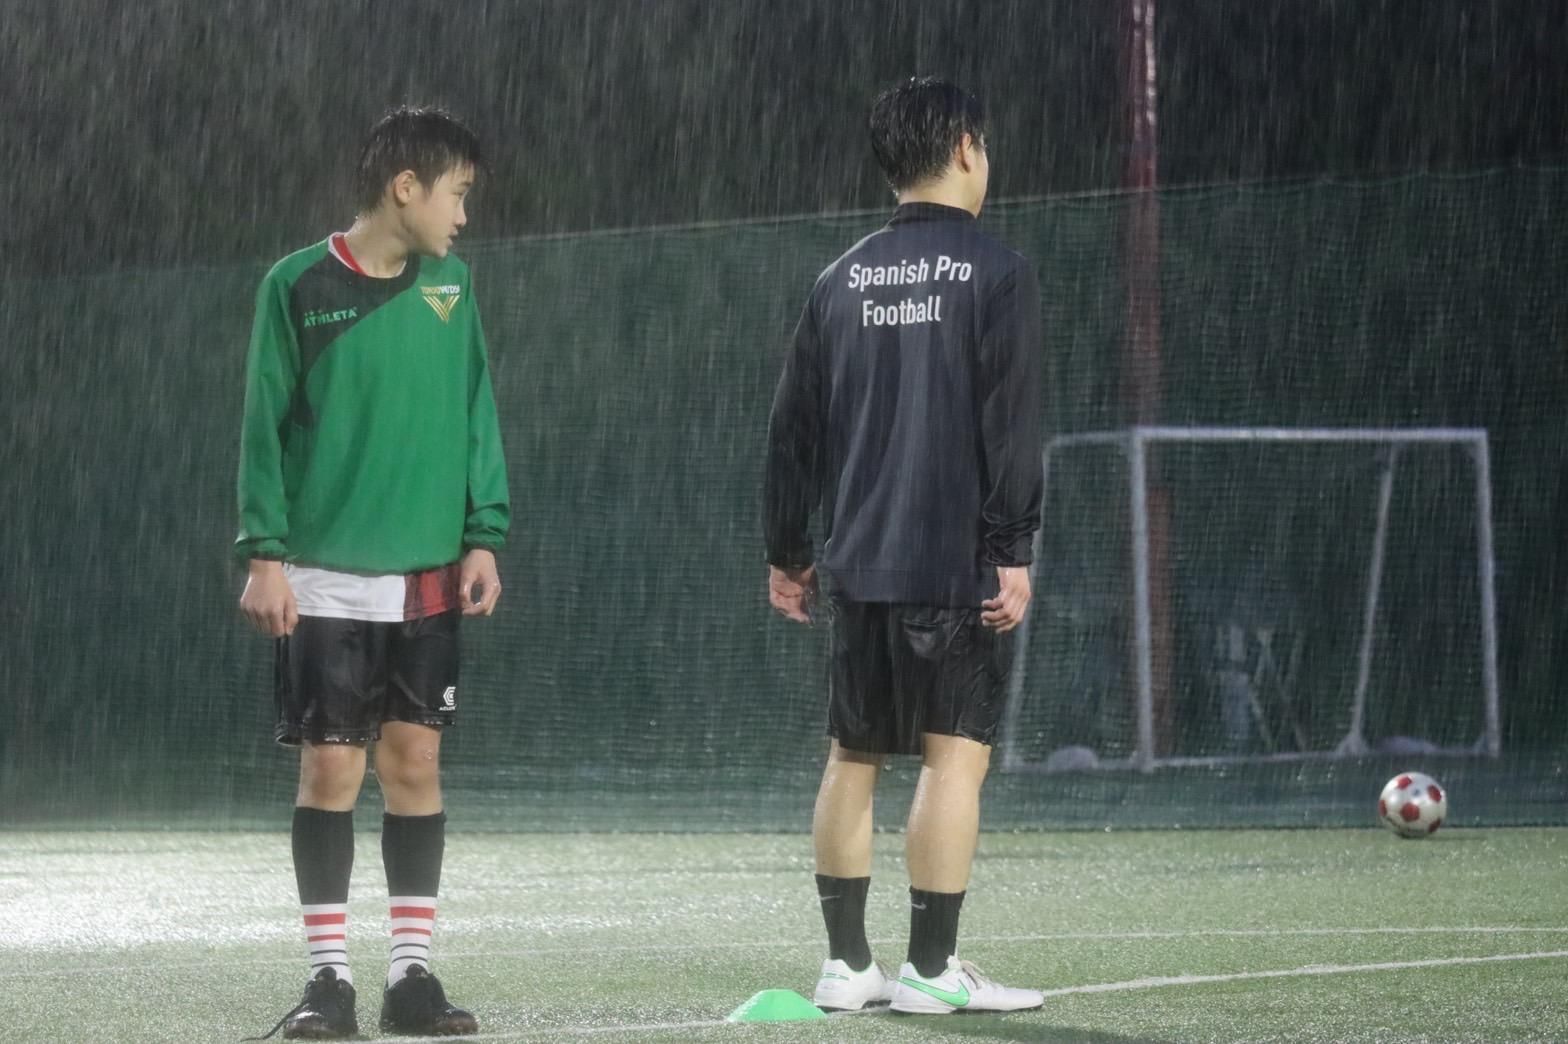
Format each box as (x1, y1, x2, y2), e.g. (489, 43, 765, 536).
(235, 106, 508, 1039)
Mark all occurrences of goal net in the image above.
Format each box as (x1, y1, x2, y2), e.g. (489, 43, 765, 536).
(1001, 427, 1500, 773)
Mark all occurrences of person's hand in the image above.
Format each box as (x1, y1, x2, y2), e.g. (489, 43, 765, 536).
(981, 565, 1031, 632)
(769, 564, 818, 624)
(460, 548, 502, 616)
(240, 559, 298, 637)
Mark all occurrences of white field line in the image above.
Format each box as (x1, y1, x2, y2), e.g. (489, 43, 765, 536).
(1037, 949, 1568, 998)
(340, 949, 1568, 1042)
(3, 926, 1567, 980)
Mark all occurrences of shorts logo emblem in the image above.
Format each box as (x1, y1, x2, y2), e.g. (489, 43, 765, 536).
(440, 686, 457, 709)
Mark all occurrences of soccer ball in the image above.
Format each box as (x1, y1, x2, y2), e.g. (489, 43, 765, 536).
(1377, 772, 1447, 837)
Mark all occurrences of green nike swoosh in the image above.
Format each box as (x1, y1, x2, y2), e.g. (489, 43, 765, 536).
(900, 976, 970, 1007)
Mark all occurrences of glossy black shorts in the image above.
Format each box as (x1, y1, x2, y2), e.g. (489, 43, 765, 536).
(826, 596, 1014, 755)
(273, 609, 460, 746)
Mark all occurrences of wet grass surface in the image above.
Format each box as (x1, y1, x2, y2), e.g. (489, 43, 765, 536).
(2, 828, 1565, 1042)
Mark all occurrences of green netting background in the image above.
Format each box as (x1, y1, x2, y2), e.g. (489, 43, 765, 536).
(3, 168, 1566, 830)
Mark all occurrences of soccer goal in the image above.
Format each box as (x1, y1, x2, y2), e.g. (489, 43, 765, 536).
(1000, 426, 1501, 774)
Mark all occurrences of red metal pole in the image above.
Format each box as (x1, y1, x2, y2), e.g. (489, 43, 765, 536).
(1123, 0, 1174, 756)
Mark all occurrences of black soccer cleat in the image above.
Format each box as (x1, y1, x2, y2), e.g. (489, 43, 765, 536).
(379, 965, 478, 1037)
(244, 967, 358, 1041)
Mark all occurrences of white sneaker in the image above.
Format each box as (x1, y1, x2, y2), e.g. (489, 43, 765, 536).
(890, 956, 1044, 1014)
(812, 958, 896, 1011)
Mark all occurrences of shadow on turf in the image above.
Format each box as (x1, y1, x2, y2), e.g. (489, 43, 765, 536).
(911, 1018, 1173, 1043)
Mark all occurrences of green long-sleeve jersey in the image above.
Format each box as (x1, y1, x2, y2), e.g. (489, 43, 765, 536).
(234, 240, 510, 573)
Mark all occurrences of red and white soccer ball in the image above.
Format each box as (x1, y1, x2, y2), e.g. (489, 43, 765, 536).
(1378, 772, 1447, 838)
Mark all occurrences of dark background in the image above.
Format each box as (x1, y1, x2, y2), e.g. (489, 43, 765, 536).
(4, 0, 1565, 277)
(3, 0, 1567, 826)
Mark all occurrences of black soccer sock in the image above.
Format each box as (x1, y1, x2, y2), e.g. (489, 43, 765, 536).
(382, 811, 446, 895)
(383, 812, 446, 983)
(293, 807, 356, 983)
(907, 888, 965, 978)
(294, 807, 356, 904)
(815, 874, 873, 970)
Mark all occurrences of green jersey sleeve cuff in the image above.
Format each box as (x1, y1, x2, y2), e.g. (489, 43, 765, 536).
(234, 537, 288, 562)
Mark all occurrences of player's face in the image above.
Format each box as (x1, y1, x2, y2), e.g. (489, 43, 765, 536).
(408, 164, 475, 258)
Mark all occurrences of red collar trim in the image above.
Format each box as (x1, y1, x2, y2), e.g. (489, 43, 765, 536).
(329, 232, 367, 275)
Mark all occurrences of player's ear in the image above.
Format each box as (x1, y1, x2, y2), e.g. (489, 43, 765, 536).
(390, 169, 420, 206)
(954, 134, 979, 174)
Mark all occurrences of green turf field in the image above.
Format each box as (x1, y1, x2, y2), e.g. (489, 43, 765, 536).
(2, 828, 1564, 1042)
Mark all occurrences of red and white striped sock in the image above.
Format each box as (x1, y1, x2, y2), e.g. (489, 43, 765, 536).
(388, 895, 437, 985)
(301, 902, 352, 985)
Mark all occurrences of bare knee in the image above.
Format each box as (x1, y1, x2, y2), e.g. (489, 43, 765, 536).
(375, 725, 443, 800)
(919, 734, 992, 788)
(818, 741, 883, 802)
(297, 743, 367, 810)
(376, 743, 440, 792)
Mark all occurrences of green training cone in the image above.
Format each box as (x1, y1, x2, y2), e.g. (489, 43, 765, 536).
(727, 989, 828, 1022)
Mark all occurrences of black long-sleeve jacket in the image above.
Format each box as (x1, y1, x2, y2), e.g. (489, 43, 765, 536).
(765, 202, 1044, 607)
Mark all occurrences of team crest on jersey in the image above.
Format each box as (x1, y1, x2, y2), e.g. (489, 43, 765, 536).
(421, 285, 461, 322)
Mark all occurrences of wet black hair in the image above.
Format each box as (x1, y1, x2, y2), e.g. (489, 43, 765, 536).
(353, 106, 484, 213)
(867, 77, 986, 192)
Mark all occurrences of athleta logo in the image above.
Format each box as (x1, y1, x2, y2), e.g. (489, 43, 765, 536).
(302, 307, 359, 328)
(440, 686, 457, 709)
(422, 285, 461, 322)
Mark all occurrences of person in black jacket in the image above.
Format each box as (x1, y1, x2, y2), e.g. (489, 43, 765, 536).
(765, 77, 1045, 1016)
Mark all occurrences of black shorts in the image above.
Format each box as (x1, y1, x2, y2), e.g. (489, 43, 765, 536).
(274, 610, 461, 746)
(827, 596, 1015, 756)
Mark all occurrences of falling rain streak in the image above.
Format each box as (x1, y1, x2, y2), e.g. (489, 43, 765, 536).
(1, 0, 1566, 829)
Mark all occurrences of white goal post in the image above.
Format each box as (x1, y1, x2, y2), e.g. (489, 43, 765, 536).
(1000, 426, 1502, 774)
